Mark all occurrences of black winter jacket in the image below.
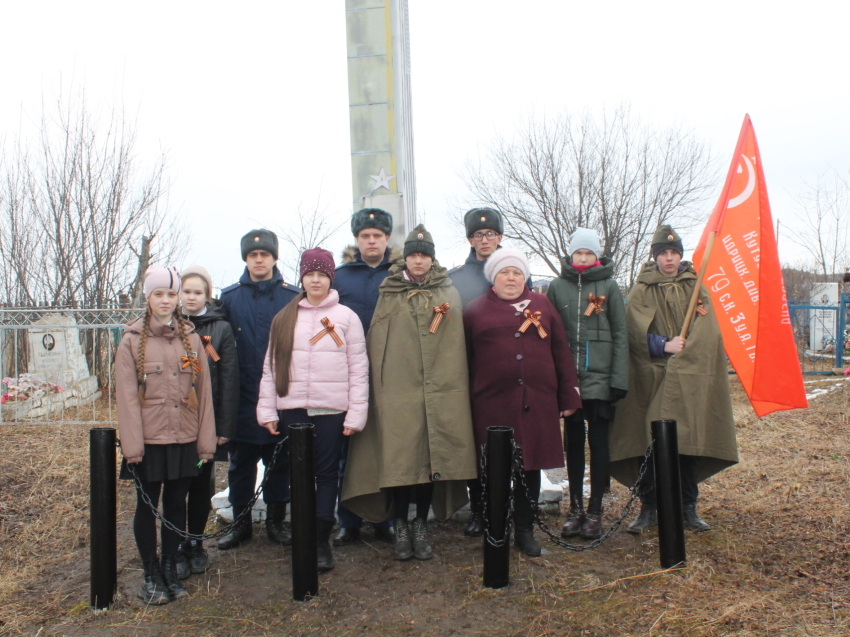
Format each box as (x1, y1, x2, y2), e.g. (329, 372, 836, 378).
(183, 299, 239, 440)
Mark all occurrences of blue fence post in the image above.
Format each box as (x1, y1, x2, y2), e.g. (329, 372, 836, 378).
(835, 292, 848, 368)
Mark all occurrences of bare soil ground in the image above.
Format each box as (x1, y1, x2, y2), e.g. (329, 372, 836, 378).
(2, 377, 850, 636)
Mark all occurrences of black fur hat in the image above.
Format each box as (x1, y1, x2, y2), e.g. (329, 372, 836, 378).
(351, 208, 393, 237)
(464, 207, 503, 237)
(241, 229, 279, 261)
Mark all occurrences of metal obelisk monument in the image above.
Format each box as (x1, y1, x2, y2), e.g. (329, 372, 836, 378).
(345, 0, 417, 247)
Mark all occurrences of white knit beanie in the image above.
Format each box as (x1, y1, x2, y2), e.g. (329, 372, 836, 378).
(569, 228, 602, 258)
(484, 248, 530, 284)
(181, 265, 214, 297)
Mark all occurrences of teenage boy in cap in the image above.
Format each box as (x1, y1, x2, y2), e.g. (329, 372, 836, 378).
(331, 208, 401, 546)
(449, 207, 532, 536)
(217, 229, 301, 550)
(609, 224, 738, 534)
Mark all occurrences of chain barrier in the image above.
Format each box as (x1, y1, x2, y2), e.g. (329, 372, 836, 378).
(125, 435, 289, 542)
(481, 440, 654, 552)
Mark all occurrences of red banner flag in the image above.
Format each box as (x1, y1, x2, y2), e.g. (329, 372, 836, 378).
(692, 115, 807, 417)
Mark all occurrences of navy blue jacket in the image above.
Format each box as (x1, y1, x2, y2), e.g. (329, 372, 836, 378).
(448, 247, 533, 310)
(332, 246, 402, 332)
(221, 266, 300, 444)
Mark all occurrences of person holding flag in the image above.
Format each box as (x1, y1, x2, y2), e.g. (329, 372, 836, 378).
(610, 224, 739, 534)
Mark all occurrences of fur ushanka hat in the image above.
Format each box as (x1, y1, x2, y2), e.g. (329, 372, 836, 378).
(351, 208, 393, 237)
(241, 229, 279, 261)
(464, 207, 503, 237)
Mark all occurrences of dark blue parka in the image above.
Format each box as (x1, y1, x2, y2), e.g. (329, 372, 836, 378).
(448, 247, 534, 309)
(332, 246, 402, 332)
(221, 266, 300, 444)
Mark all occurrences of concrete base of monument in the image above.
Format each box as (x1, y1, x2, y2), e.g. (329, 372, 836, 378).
(212, 464, 563, 524)
(1, 376, 101, 421)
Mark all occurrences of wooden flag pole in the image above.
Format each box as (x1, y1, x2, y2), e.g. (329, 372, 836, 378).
(680, 231, 716, 339)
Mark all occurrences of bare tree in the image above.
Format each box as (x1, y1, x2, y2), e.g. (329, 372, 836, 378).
(0, 86, 185, 308)
(272, 198, 345, 284)
(461, 104, 717, 285)
(791, 169, 850, 278)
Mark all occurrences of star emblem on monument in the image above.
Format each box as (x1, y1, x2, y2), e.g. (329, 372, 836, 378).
(369, 167, 396, 192)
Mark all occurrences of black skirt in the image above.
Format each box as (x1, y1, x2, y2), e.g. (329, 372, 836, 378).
(120, 442, 200, 482)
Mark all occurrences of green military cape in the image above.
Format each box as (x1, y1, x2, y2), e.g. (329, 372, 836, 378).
(341, 260, 477, 522)
(609, 262, 739, 487)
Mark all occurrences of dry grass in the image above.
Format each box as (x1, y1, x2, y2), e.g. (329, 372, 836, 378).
(2, 378, 850, 636)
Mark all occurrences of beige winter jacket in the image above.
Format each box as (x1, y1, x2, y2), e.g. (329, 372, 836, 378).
(115, 314, 217, 464)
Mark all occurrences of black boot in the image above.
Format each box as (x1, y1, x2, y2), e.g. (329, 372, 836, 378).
(513, 472, 542, 556)
(412, 518, 434, 560)
(138, 558, 170, 605)
(514, 526, 542, 557)
(464, 483, 484, 537)
(186, 539, 210, 574)
(580, 498, 603, 539)
(683, 503, 711, 532)
(161, 554, 188, 600)
(217, 505, 253, 550)
(561, 494, 585, 538)
(393, 518, 414, 561)
(626, 500, 657, 535)
(333, 526, 360, 546)
(316, 517, 336, 572)
(266, 501, 292, 546)
(174, 542, 191, 580)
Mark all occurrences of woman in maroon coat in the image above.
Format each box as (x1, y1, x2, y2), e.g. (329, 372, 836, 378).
(463, 249, 581, 556)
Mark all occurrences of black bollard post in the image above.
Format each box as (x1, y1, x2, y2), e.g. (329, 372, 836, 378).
(483, 426, 514, 589)
(289, 423, 318, 601)
(90, 428, 117, 609)
(651, 419, 686, 568)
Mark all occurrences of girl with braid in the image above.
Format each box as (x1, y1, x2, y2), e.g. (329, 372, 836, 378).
(115, 265, 216, 605)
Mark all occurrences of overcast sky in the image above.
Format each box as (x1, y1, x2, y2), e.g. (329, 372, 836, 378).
(1, 0, 848, 290)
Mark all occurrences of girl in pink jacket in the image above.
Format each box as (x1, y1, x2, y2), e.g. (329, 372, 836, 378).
(115, 265, 217, 605)
(257, 248, 368, 572)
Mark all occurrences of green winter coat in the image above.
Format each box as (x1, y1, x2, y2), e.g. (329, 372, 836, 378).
(340, 261, 477, 522)
(609, 262, 739, 486)
(546, 257, 629, 401)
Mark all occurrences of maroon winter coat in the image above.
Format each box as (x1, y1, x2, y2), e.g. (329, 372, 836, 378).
(464, 287, 581, 471)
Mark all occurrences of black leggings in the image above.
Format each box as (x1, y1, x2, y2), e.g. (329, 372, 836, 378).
(390, 483, 435, 521)
(565, 414, 609, 503)
(134, 477, 193, 562)
(187, 460, 215, 536)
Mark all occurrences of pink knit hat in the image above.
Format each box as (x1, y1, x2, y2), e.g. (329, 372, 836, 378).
(299, 248, 336, 285)
(144, 265, 182, 298)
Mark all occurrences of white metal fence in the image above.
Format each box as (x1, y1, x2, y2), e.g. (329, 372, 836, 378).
(0, 308, 144, 424)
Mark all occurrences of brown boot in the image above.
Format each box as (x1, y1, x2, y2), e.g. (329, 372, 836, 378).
(580, 498, 603, 539)
(560, 494, 585, 538)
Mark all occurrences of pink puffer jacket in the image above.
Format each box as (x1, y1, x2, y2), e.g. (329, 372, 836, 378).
(256, 290, 369, 431)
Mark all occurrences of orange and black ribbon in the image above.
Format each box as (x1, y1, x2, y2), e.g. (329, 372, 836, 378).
(429, 302, 452, 334)
(518, 309, 548, 339)
(181, 356, 202, 373)
(310, 317, 344, 347)
(584, 294, 607, 316)
(696, 299, 708, 316)
(200, 335, 221, 361)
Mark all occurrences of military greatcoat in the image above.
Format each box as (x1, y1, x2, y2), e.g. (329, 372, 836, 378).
(341, 261, 477, 522)
(609, 262, 739, 486)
